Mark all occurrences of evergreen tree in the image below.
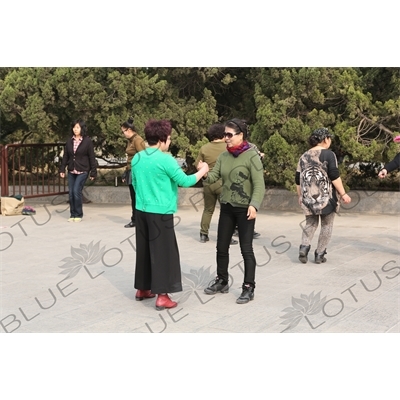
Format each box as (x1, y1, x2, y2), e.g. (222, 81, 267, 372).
(1, 67, 399, 189)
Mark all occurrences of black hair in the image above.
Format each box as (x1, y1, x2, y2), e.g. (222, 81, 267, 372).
(121, 116, 137, 132)
(207, 123, 225, 141)
(225, 118, 249, 139)
(309, 128, 333, 147)
(70, 119, 87, 137)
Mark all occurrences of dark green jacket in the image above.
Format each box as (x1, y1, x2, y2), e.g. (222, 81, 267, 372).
(204, 148, 265, 210)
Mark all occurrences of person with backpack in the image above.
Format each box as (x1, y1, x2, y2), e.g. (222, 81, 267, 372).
(295, 128, 351, 264)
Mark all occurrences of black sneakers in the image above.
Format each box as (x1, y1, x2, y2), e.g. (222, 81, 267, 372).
(204, 277, 229, 294)
(236, 284, 255, 304)
(200, 233, 209, 243)
(205, 279, 255, 304)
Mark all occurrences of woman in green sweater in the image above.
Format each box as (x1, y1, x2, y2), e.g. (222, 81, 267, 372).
(131, 119, 209, 311)
(202, 118, 265, 304)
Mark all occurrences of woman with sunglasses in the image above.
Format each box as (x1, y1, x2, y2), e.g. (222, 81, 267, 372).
(195, 123, 238, 246)
(201, 118, 265, 304)
(120, 117, 146, 228)
(296, 128, 351, 264)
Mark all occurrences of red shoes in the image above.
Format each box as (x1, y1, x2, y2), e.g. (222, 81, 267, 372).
(155, 294, 177, 311)
(135, 290, 156, 301)
(136, 291, 177, 311)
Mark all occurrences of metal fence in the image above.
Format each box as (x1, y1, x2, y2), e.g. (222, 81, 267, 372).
(0, 143, 68, 198)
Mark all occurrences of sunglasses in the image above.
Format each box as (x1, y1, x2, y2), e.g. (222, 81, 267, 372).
(224, 132, 241, 139)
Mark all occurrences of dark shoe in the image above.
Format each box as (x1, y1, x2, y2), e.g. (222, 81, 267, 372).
(204, 277, 229, 295)
(230, 238, 238, 245)
(253, 231, 261, 239)
(124, 221, 135, 228)
(299, 245, 311, 264)
(233, 229, 239, 237)
(200, 233, 209, 243)
(236, 284, 255, 304)
(315, 249, 327, 264)
(155, 294, 177, 310)
(135, 289, 156, 301)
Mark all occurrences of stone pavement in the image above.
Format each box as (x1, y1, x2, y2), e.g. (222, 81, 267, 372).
(0, 200, 399, 333)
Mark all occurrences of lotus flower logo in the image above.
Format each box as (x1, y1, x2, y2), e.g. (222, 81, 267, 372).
(280, 291, 326, 332)
(58, 241, 106, 279)
(174, 266, 218, 304)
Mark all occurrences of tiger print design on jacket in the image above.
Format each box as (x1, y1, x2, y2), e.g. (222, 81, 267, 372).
(298, 150, 338, 215)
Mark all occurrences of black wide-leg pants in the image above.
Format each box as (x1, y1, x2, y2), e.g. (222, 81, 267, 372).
(134, 210, 182, 294)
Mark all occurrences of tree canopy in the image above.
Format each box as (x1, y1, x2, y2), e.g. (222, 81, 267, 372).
(1, 67, 399, 190)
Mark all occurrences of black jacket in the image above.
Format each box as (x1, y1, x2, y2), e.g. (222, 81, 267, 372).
(384, 153, 400, 173)
(59, 136, 97, 178)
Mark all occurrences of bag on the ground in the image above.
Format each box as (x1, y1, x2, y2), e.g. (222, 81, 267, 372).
(0, 196, 25, 216)
(22, 206, 36, 215)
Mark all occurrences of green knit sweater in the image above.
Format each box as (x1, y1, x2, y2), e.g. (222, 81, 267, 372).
(204, 148, 265, 210)
(131, 147, 197, 214)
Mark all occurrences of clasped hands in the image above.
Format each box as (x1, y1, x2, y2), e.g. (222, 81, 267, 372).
(197, 161, 209, 176)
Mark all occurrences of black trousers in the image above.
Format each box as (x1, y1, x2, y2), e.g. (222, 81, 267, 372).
(216, 203, 256, 287)
(134, 210, 182, 294)
(126, 170, 136, 223)
(128, 183, 136, 223)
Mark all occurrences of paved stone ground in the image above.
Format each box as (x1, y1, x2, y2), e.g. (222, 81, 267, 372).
(1, 201, 399, 333)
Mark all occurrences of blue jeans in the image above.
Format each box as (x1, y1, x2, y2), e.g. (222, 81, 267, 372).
(67, 172, 88, 218)
(216, 203, 256, 287)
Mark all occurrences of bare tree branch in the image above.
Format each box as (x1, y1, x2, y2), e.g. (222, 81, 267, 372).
(357, 111, 395, 145)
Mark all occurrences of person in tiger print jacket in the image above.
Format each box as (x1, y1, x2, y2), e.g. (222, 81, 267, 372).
(295, 128, 351, 264)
